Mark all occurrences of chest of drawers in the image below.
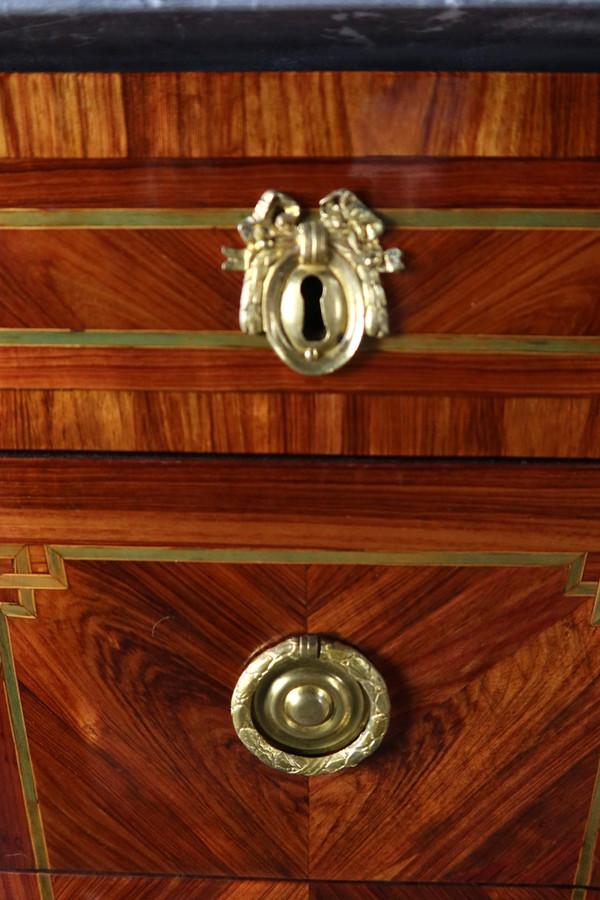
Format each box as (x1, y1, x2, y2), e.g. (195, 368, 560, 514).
(1, 71, 600, 900)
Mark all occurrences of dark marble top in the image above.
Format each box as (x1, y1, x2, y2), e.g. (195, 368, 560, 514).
(0, 1, 598, 71)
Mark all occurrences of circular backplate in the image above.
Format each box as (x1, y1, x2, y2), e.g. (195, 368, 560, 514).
(231, 636, 390, 776)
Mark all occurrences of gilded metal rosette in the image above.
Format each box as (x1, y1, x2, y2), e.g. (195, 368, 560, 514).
(231, 635, 390, 775)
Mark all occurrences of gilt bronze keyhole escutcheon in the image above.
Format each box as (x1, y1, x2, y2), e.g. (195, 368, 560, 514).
(222, 190, 403, 375)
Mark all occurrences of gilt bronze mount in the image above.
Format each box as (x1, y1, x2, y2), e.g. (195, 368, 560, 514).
(231, 635, 390, 775)
(222, 189, 403, 375)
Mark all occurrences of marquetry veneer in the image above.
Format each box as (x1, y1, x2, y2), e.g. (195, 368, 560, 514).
(1, 70, 600, 900)
(0, 74, 600, 455)
(0, 459, 600, 899)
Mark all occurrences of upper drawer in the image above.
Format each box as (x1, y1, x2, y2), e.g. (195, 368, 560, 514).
(2, 72, 600, 457)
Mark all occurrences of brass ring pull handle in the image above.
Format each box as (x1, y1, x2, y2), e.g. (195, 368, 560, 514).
(231, 635, 390, 775)
(222, 190, 403, 375)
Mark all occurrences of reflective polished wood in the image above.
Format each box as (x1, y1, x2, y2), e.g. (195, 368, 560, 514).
(1, 69, 600, 898)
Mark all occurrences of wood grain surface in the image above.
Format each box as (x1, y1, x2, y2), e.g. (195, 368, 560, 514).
(1, 159, 600, 209)
(5, 557, 600, 889)
(0, 873, 40, 900)
(52, 877, 308, 899)
(309, 887, 574, 899)
(1, 875, 578, 899)
(0, 73, 599, 158)
(0, 662, 35, 872)
(0, 72, 598, 457)
(307, 566, 600, 883)
(1, 228, 600, 337)
(9, 561, 307, 877)
(3, 391, 600, 458)
(5, 345, 600, 399)
(2, 457, 600, 552)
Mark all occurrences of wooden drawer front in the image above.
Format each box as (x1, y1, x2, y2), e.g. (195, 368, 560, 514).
(2, 553, 598, 887)
(1, 73, 600, 456)
(0, 879, 576, 900)
(0, 874, 306, 899)
(2, 224, 600, 337)
(2, 454, 600, 896)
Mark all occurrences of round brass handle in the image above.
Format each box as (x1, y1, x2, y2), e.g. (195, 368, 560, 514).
(231, 635, 390, 775)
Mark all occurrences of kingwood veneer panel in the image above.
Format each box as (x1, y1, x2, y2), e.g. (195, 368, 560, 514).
(2, 391, 600, 458)
(6, 346, 600, 396)
(1, 159, 600, 209)
(0, 666, 35, 871)
(309, 887, 575, 899)
(1, 229, 599, 336)
(0, 873, 41, 900)
(1, 73, 599, 158)
(0, 230, 236, 331)
(52, 876, 308, 899)
(3, 458, 600, 552)
(8, 561, 307, 877)
(307, 565, 600, 883)
(3, 390, 600, 457)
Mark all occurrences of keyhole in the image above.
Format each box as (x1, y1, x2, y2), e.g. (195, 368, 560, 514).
(300, 276, 326, 341)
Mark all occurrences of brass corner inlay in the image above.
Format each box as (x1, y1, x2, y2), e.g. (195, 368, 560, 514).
(0, 544, 68, 618)
(563, 554, 600, 626)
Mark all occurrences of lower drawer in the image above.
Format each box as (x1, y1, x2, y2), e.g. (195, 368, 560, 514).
(1, 458, 600, 896)
(0, 876, 577, 900)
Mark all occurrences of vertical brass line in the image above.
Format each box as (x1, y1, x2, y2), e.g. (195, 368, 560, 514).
(572, 754, 600, 900)
(591, 582, 600, 627)
(565, 554, 588, 593)
(0, 615, 52, 899)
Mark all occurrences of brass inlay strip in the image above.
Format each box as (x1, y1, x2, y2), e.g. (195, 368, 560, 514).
(50, 547, 600, 618)
(382, 210, 600, 230)
(0, 615, 52, 899)
(573, 755, 600, 900)
(2, 330, 600, 356)
(0, 545, 67, 617)
(0, 329, 269, 349)
(0, 209, 252, 229)
(378, 334, 600, 356)
(2, 545, 592, 621)
(589, 585, 600, 626)
(52, 547, 583, 567)
(0, 208, 599, 230)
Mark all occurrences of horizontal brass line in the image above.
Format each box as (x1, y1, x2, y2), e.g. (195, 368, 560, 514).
(0, 208, 599, 230)
(0, 603, 36, 618)
(0, 574, 66, 589)
(378, 335, 600, 355)
(0, 329, 268, 349)
(565, 583, 598, 597)
(0, 209, 253, 229)
(53, 547, 581, 567)
(0, 543, 27, 556)
(1, 330, 600, 356)
(382, 210, 600, 230)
